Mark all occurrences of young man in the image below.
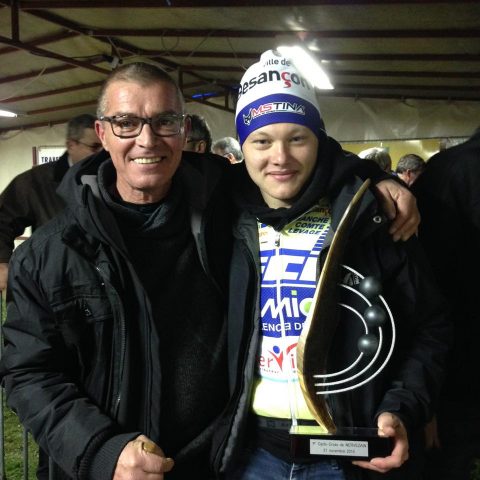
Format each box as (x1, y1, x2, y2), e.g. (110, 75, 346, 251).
(213, 49, 450, 480)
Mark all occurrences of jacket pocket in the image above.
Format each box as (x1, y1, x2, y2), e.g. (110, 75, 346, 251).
(50, 286, 115, 402)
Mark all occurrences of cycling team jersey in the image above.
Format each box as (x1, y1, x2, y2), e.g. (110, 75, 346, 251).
(251, 199, 331, 425)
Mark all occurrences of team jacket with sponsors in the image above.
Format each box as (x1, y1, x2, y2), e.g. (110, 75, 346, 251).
(213, 174, 451, 480)
(252, 201, 330, 426)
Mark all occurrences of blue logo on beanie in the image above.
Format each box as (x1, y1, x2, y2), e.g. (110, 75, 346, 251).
(236, 94, 323, 146)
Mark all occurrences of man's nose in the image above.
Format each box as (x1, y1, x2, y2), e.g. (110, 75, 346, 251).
(136, 123, 159, 147)
(272, 142, 289, 164)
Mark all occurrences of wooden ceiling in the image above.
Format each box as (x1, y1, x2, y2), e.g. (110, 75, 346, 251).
(0, 0, 479, 134)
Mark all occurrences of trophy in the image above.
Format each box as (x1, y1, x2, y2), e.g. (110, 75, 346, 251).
(290, 179, 395, 460)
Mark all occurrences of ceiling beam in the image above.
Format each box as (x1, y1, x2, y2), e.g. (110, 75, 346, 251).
(181, 63, 480, 79)
(11, 0, 480, 7)
(142, 49, 480, 62)
(0, 30, 79, 56)
(0, 34, 110, 74)
(26, 99, 97, 115)
(1, 80, 103, 103)
(23, 8, 238, 92)
(28, 27, 479, 39)
(0, 117, 77, 135)
(0, 62, 102, 85)
(10, 0, 19, 41)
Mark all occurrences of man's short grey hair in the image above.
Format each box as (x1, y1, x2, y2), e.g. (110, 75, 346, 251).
(395, 154, 426, 174)
(96, 62, 184, 117)
(358, 147, 392, 172)
(212, 136, 243, 162)
(66, 113, 96, 141)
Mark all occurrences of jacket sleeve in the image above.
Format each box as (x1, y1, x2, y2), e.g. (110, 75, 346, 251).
(0, 252, 138, 480)
(343, 152, 394, 184)
(372, 234, 452, 431)
(0, 175, 35, 262)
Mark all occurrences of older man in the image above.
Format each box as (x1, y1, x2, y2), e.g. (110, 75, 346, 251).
(0, 63, 231, 480)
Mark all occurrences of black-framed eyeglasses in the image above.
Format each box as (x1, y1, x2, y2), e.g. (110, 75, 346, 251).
(76, 140, 103, 151)
(99, 113, 186, 139)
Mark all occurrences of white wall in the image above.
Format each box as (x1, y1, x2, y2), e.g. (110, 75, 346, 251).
(321, 97, 480, 142)
(0, 124, 66, 192)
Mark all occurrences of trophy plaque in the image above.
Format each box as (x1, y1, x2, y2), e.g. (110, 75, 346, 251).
(291, 179, 395, 460)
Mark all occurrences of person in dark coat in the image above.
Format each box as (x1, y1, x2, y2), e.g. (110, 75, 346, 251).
(213, 48, 451, 480)
(0, 113, 102, 291)
(414, 128, 480, 480)
(0, 62, 231, 480)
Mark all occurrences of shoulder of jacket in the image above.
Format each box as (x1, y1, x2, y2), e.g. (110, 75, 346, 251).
(12, 210, 73, 260)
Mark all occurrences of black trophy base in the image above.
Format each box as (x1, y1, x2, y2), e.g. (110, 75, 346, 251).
(290, 426, 393, 461)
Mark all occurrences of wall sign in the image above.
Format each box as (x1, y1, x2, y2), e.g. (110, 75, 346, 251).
(32, 145, 65, 166)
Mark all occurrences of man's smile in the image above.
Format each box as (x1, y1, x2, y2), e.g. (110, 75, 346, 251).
(132, 157, 163, 164)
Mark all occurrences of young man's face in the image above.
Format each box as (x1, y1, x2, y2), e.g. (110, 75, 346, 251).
(242, 123, 318, 208)
(96, 80, 188, 204)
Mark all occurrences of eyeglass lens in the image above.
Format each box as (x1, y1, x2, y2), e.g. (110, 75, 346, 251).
(110, 115, 183, 138)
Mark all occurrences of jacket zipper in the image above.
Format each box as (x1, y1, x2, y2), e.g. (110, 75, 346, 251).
(95, 264, 126, 419)
(214, 238, 259, 473)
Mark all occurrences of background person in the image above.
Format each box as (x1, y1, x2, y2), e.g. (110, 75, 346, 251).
(183, 113, 212, 153)
(358, 147, 393, 173)
(395, 153, 426, 187)
(0, 113, 101, 291)
(414, 127, 480, 480)
(213, 49, 450, 480)
(212, 136, 244, 164)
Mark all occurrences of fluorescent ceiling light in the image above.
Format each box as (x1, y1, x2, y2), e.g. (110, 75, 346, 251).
(0, 109, 18, 117)
(277, 45, 334, 90)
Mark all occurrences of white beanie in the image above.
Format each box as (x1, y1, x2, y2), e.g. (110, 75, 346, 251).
(235, 49, 325, 146)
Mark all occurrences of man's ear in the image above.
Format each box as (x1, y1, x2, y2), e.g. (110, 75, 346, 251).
(226, 153, 236, 164)
(95, 120, 109, 151)
(65, 138, 75, 155)
(196, 140, 207, 153)
(183, 115, 192, 144)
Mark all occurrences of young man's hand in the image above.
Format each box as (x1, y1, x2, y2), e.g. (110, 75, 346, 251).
(352, 412, 409, 473)
(375, 179, 420, 242)
(113, 435, 174, 480)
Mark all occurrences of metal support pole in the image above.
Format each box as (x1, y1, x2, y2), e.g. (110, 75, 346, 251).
(0, 291, 6, 479)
